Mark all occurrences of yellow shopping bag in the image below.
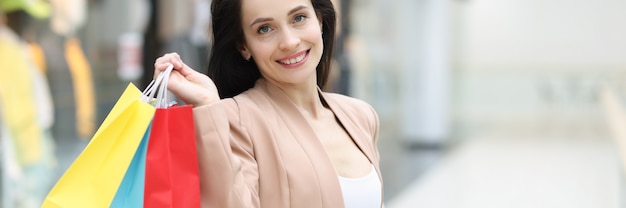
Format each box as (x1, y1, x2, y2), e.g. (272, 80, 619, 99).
(42, 83, 156, 208)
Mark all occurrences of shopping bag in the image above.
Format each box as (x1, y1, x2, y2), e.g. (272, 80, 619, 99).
(110, 123, 152, 208)
(144, 105, 201, 207)
(41, 83, 155, 208)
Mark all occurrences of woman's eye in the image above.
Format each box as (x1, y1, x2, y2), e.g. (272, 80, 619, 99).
(258, 25, 272, 34)
(293, 14, 307, 23)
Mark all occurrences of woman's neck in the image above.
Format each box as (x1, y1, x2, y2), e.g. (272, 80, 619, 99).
(267, 78, 326, 119)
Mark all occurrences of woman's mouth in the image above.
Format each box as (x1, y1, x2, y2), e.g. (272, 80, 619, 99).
(276, 50, 309, 66)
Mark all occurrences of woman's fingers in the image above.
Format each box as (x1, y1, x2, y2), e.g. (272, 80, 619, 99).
(154, 53, 183, 79)
(157, 52, 182, 66)
(152, 52, 220, 106)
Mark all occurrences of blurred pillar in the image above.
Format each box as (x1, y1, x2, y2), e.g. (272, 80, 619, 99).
(400, 0, 450, 146)
(140, 0, 161, 89)
(329, 0, 351, 95)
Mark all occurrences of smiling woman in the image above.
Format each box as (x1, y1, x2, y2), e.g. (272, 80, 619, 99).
(152, 0, 383, 207)
(238, 0, 323, 87)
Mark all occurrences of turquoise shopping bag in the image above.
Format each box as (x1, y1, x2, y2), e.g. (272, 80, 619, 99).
(110, 123, 152, 208)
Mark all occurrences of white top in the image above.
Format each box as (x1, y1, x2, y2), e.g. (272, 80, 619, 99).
(338, 164, 382, 208)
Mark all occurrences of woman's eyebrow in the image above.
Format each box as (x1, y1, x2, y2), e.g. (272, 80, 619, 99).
(250, 5, 309, 28)
(250, 17, 273, 28)
(288, 5, 308, 16)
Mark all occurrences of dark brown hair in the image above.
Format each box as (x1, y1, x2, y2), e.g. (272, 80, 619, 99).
(208, 0, 337, 98)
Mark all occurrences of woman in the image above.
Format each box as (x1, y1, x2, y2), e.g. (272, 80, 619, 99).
(153, 0, 383, 207)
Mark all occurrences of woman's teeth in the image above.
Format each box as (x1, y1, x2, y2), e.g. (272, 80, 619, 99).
(278, 52, 306, 65)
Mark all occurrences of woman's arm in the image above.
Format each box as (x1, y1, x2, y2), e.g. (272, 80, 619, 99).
(193, 100, 260, 208)
(153, 53, 259, 207)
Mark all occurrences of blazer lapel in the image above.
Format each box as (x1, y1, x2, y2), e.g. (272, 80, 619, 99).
(257, 79, 376, 167)
(254, 79, 344, 207)
(319, 91, 377, 166)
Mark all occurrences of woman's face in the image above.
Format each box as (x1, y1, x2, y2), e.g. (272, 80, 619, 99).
(240, 0, 323, 87)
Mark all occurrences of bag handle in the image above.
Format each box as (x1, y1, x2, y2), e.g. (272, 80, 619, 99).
(141, 64, 174, 108)
(155, 66, 173, 108)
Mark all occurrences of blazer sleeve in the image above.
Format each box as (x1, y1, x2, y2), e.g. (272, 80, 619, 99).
(364, 102, 384, 208)
(193, 99, 260, 208)
(366, 103, 381, 160)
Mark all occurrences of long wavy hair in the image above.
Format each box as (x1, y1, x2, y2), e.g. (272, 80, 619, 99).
(208, 0, 337, 98)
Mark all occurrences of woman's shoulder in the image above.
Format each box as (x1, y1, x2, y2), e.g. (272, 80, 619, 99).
(231, 88, 270, 110)
(323, 92, 380, 144)
(322, 92, 378, 125)
(323, 92, 375, 113)
(219, 88, 273, 122)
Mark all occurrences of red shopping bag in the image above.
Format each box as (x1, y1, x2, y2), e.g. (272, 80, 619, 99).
(144, 105, 201, 207)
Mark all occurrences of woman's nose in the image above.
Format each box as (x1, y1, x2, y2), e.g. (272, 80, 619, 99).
(278, 28, 300, 51)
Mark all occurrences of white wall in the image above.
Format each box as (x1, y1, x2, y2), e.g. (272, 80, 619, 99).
(453, 0, 626, 124)
(458, 0, 626, 67)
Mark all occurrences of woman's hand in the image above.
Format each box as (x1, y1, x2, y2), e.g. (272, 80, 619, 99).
(154, 52, 219, 107)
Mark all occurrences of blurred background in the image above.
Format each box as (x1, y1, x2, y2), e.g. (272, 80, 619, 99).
(2, 0, 626, 207)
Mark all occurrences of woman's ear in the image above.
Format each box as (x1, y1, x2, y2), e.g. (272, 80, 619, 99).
(237, 43, 252, 61)
(239, 45, 252, 61)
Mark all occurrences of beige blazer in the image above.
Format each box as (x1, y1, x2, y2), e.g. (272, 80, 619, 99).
(193, 79, 382, 208)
